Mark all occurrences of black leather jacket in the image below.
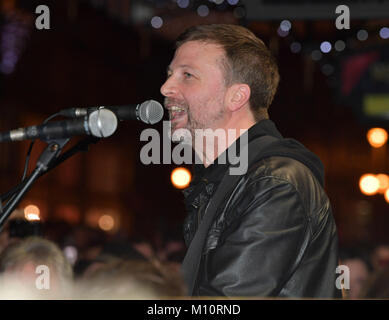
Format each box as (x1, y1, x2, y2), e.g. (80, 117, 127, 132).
(182, 120, 341, 298)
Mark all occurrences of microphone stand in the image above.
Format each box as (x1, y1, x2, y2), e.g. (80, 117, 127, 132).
(0, 136, 100, 203)
(0, 138, 70, 230)
(0, 136, 102, 232)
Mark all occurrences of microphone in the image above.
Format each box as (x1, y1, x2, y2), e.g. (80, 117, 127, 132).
(59, 100, 164, 125)
(0, 109, 118, 142)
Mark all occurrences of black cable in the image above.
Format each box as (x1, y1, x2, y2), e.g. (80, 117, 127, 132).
(0, 113, 61, 203)
(20, 113, 60, 181)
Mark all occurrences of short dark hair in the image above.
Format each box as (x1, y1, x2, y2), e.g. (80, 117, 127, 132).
(175, 24, 280, 121)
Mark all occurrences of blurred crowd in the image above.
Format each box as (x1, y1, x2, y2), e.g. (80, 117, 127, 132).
(0, 210, 188, 299)
(2, 210, 389, 299)
(339, 242, 389, 299)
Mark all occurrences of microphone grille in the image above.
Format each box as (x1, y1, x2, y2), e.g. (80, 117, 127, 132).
(88, 109, 118, 138)
(138, 100, 164, 125)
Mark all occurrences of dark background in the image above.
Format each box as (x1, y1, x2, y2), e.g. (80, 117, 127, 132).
(0, 0, 389, 251)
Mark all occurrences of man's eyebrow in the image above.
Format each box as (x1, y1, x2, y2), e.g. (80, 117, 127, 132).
(167, 64, 197, 73)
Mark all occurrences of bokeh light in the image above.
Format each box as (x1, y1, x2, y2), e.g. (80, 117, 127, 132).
(63, 246, 78, 265)
(320, 41, 332, 53)
(197, 5, 210, 17)
(380, 27, 389, 39)
(150, 16, 163, 29)
(311, 50, 322, 61)
(280, 20, 292, 32)
(377, 174, 389, 194)
(367, 128, 388, 148)
(277, 27, 289, 37)
(334, 40, 346, 52)
(24, 204, 40, 221)
(98, 214, 115, 231)
(357, 29, 369, 41)
(177, 0, 190, 8)
(290, 41, 301, 54)
(359, 174, 380, 196)
(171, 167, 192, 189)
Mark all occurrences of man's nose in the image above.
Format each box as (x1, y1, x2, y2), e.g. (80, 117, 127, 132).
(160, 76, 177, 97)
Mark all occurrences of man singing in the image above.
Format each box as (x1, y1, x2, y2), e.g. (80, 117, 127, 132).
(160, 24, 341, 298)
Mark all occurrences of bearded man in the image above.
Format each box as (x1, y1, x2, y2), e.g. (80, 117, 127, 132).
(160, 24, 341, 298)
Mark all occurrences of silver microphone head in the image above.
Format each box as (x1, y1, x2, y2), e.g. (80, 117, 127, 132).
(88, 108, 118, 138)
(138, 100, 164, 125)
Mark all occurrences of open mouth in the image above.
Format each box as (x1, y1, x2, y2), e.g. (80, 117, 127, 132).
(169, 106, 187, 124)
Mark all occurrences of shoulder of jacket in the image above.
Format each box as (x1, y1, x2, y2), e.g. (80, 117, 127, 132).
(246, 156, 319, 189)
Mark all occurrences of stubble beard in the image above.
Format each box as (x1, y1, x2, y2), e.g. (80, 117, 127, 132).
(168, 98, 226, 149)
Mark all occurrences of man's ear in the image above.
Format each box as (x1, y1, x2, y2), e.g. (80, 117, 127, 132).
(226, 84, 251, 112)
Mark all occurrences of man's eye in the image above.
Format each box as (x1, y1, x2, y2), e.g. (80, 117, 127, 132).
(184, 72, 193, 78)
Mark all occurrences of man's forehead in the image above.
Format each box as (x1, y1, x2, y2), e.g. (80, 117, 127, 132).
(176, 40, 224, 56)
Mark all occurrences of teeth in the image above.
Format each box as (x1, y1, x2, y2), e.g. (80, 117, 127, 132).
(170, 106, 186, 112)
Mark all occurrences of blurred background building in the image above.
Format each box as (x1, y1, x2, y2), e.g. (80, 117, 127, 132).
(0, 0, 389, 258)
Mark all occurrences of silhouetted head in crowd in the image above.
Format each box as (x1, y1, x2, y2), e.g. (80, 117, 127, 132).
(362, 264, 389, 298)
(0, 210, 44, 254)
(339, 246, 372, 299)
(371, 244, 389, 272)
(73, 240, 148, 278)
(75, 259, 187, 299)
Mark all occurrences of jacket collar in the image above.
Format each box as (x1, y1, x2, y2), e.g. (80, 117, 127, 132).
(183, 119, 281, 201)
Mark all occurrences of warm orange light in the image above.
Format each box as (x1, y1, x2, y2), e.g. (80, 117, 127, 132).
(377, 174, 389, 193)
(367, 128, 388, 148)
(359, 174, 380, 196)
(385, 189, 389, 203)
(171, 167, 191, 189)
(98, 214, 115, 231)
(24, 204, 40, 221)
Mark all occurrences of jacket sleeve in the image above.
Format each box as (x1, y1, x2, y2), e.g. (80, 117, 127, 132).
(199, 176, 311, 297)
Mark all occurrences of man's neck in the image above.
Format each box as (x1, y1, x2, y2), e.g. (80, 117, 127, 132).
(194, 124, 255, 168)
